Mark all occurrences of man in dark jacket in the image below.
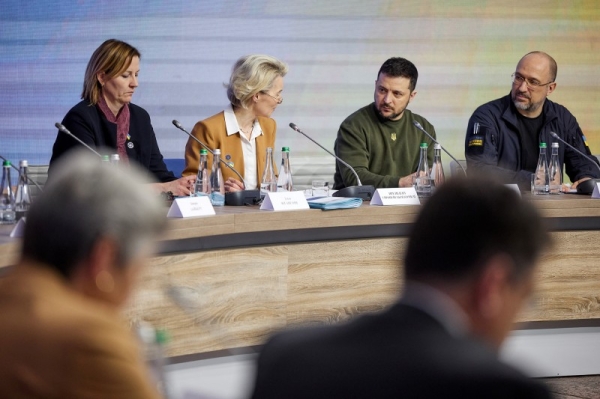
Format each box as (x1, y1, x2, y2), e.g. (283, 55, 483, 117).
(465, 51, 598, 190)
(250, 178, 551, 399)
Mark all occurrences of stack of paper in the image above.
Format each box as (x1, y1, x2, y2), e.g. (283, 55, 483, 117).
(307, 196, 363, 210)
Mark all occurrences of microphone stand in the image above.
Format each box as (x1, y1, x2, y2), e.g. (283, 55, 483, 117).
(413, 120, 467, 177)
(172, 120, 261, 206)
(289, 123, 374, 200)
(549, 131, 600, 194)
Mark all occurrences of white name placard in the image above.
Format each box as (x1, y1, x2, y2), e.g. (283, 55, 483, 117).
(260, 191, 310, 211)
(167, 196, 215, 218)
(592, 183, 600, 199)
(371, 188, 421, 206)
(10, 217, 26, 238)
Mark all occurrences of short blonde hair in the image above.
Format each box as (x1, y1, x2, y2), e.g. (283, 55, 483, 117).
(226, 54, 288, 109)
(81, 39, 141, 105)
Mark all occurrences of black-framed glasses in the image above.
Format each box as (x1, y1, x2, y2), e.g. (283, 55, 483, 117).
(261, 91, 283, 104)
(511, 73, 554, 89)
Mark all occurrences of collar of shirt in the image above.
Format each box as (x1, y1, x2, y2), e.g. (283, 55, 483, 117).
(224, 104, 263, 140)
(400, 281, 470, 338)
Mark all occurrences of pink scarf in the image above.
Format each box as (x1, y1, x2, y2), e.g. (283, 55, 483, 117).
(97, 95, 130, 162)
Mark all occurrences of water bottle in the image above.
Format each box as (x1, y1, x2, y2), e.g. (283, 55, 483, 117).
(137, 323, 170, 399)
(430, 143, 445, 191)
(15, 160, 31, 218)
(260, 147, 277, 196)
(194, 148, 211, 197)
(414, 143, 432, 197)
(548, 142, 562, 194)
(277, 147, 293, 192)
(0, 161, 16, 224)
(101, 155, 110, 163)
(532, 142, 549, 195)
(210, 149, 225, 206)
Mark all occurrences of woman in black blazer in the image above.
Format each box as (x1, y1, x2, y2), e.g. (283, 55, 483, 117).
(50, 39, 195, 196)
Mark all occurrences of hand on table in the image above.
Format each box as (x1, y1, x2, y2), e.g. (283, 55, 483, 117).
(399, 173, 417, 188)
(154, 175, 196, 196)
(566, 177, 592, 193)
(224, 177, 245, 192)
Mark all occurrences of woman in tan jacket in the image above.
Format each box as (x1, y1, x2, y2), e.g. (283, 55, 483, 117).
(183, 54, 288, 192)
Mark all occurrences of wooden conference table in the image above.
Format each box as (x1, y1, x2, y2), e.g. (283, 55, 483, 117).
(1, 194, 600, 359)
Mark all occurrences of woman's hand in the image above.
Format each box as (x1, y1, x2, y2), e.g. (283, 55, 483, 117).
(224, 177, 245, 192)
(152, 175, 196, 196)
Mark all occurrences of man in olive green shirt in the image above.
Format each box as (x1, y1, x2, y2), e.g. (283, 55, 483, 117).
(333, 57, 436, 189)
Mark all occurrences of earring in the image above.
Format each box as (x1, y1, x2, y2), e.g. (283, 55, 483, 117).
(95, 270, 115, 293)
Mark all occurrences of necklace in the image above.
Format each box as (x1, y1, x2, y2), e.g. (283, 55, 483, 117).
(240, 122, 254, 135)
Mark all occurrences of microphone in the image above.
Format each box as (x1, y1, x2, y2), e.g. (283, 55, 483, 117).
(289, 123, 374, 200)
(549, 131, 600, 194)
(172, 120, 260, 206)
(55, 122, 102, 158)
(412, 120, 466, 177)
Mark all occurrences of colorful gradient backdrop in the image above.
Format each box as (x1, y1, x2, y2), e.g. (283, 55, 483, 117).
(1, 0, 599, 181)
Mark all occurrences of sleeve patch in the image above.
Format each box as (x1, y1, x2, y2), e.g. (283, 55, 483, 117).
(468, 136, 484, 147)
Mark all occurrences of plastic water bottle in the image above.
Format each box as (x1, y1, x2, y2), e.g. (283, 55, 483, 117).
(210, 149, 225, 206)
(532, 142, 549, 195)
(260, 147, 277, 196)
(15, 160, 31, 218)
(138, 323, 170, 399)
(548, 142, 562, 194)
(430, 143, 445, 191)
(277, 147, 293, 192)
(0, 161, 16, 224)
(194, 148, 211, 197)
(414, 143, 432, 197)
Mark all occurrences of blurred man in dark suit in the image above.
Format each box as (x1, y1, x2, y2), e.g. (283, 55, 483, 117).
(250, 177, 551, 399)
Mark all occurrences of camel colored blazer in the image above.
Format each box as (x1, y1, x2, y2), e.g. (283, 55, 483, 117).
(183, 110, 278, 185)
(0, 266, 161, 399)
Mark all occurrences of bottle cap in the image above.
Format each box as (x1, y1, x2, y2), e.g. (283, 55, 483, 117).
(2, 160, 10, 167)
(282, 147, 290, 152)
(434, 143, 441, 150)
(102, 155, 110, 162)
(551, 142, 559, 148)
(110, 154, 120, 161)
(214, 149, 221, 154)
(155, 329, 170, 345)
(200, 148, 208, 155)
(420, 143, 428, 148)
(19, 160, 28, 167)
(539, 142, 547, 148)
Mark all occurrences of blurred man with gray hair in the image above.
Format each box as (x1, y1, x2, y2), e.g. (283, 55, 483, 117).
(0, 150, 166, 398)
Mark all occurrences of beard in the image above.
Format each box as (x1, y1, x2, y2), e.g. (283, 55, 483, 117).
(376, 104, 404, 121)
(512, 92, 544, 113)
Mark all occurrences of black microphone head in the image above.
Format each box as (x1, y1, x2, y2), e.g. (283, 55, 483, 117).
(550, 131, 559, 139)
(172, 120, 183, 129)
(412, 120, 423, 130)
(289, 123, 298, 131)
(55, 122, 65, 131)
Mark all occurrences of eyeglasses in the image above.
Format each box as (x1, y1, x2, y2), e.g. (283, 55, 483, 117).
(511, 73, 554, 89)
(261, 91, 283, 104)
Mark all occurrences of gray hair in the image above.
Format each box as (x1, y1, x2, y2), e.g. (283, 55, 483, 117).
(226, 54, 288, 109)
(22, 150, 166, 278)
